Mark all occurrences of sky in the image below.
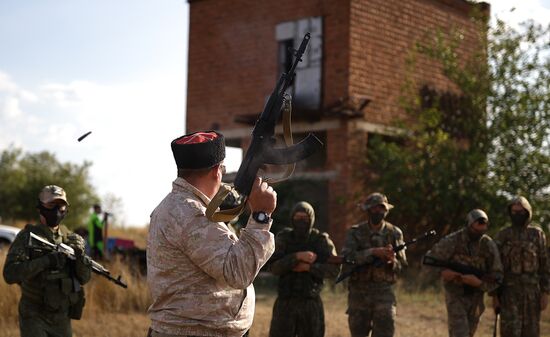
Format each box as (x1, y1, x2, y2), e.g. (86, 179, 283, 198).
(0, 0, 549, 227)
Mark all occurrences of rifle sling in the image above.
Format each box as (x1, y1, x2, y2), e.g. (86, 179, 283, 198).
(264, 93, 295, 184)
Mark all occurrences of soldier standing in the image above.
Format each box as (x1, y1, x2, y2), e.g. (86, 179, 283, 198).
(341, 192, 407, 337)
(3, 185, 91, 337)
(147, 131, 276, 337)
(491, 196, 549, 337)
(268, 201, 340, 337)
(425, 209, 502, 337)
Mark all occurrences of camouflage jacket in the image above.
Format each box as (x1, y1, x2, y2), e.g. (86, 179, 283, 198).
(341, 221, 407, 287)
(147, 177, 275, 337)
(3, 223, 91, 313)
(426, 228, 502, 294)
(269, 228, 340, 298)
(493, 225, 550, 293)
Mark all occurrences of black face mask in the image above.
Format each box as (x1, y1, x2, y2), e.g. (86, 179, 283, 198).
(368, 211, 385, 225)
(467, 227, 484, 241)
(511, 213, 529, 227)
(293, 219, 311, 239)
(39, 204, 67, 227)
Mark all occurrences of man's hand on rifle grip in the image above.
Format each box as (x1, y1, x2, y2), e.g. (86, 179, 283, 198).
(460, 274, 482, 287)
(441, 269, 462, 282)
(247, 176, 276, 215)
(296, 251, 317, 264)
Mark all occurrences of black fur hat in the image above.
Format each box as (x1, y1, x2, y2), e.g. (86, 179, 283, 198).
(171, 131, 225, 169)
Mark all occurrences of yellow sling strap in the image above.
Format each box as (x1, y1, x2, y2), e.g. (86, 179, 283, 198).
(205, 94, 296, 222)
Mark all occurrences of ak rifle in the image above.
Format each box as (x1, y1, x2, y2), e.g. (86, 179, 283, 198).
(233, 32, 323, 196)
(206, 32, 323, 222)
(29, 232, 128, 288)
(335, 230, 437, 284)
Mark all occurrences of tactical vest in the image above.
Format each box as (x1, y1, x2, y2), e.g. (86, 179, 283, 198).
(444, 229, 496, 295)
(449, 232, 493, 273)
(499, 227, 542, 278)
(277, 229, 329, 299)
(23, 224, 86, 319)
(349, 222, 399, 284)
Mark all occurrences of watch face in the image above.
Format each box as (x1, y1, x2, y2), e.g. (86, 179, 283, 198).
(254, 212, 268, 223)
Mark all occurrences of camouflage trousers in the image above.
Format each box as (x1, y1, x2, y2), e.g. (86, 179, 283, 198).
(499, 285, 541, 337)
(444, 290, 484, 337)
(347, 284, 396, 337)
(19, 302, 72, 337)
(269, 295, 325, 337)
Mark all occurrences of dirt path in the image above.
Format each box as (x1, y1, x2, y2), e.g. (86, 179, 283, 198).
(0, 290, 548, 337)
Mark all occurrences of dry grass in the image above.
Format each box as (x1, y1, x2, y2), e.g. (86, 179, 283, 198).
(1, 250, 550, 337)
(0, 251, 152, 337)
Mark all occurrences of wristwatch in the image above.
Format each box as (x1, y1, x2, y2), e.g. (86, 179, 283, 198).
(252, 211, 271, 224)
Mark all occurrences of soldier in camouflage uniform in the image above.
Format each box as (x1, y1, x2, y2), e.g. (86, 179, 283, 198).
(425, 209, 502, 337)
(268, 201, 340, 337)
(3, 185, 91, 337)
(490, 196, 549, 337)
(341, 193, 407, 337)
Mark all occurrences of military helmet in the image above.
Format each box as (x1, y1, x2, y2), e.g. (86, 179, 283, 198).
(466, 209, 488, 226)
(38, 185, 69, 206)
(362, 192, 394, 211)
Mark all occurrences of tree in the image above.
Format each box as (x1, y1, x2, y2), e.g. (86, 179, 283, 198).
(366, 17, 550, 238)
(0, 146, 99, 228)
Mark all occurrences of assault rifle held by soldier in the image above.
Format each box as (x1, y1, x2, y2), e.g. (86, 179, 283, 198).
(422, 254, 501, 295)
(335, 230, 436, 284)
(206, 32, 323, 222)
(422, 255, 499, 284)
(29, 232, 128, 288)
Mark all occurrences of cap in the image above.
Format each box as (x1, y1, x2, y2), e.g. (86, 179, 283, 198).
(466, 209, 488, 226)
(171, 131, 225, 170)
(38, 185, 69, 206)
(362, 192, 394, 211)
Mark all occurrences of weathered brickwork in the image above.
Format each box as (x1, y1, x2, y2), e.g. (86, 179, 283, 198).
(187, 0, 486, 248)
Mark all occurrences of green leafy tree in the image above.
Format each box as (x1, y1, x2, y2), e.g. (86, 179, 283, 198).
(0, 146, 99, 228)
(366, 18, 549, 238)
(487, 20, 550, 228)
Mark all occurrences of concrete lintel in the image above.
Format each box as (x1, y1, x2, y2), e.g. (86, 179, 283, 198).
(223, 170, 339, 183)
(219, 119, 341, 139)
(286, 170, 339, 181)
(352, 120, 406, 136)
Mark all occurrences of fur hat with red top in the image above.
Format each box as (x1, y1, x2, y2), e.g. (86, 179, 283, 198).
(171, 131, 225, 169)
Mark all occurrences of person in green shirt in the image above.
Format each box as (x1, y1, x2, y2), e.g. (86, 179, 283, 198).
(88, 204, 108, 259)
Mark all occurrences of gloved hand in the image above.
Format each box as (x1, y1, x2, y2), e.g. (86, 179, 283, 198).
(66, 233, 86, 258)
(45, 252, 67, 270)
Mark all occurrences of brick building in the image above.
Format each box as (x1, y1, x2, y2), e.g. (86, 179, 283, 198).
(185, 0, 488, 248)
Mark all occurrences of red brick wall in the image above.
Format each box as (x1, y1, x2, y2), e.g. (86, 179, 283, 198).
(349, 0, 484, 126)
(187, 0, 351, 133)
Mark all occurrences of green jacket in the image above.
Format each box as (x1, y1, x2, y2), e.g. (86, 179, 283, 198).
(88, 212, 104, 247)
(3, 223, 91, 314)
